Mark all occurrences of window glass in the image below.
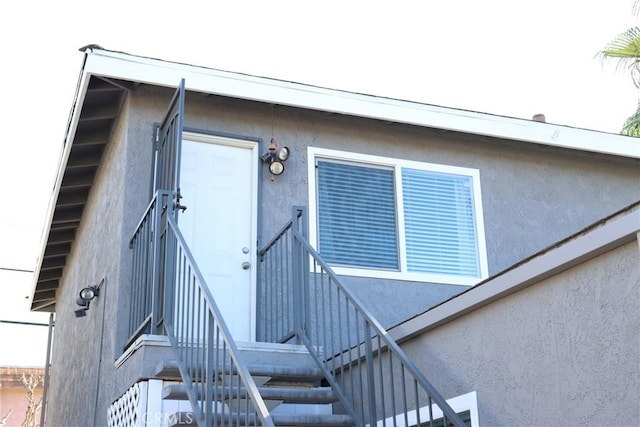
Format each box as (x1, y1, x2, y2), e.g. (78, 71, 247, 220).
(310, 148, 487, 285)
(402, 168, 479, 277)
(317, 160, 398, 269)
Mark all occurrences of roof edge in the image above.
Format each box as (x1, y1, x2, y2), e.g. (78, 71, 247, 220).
(388, 201, 640, 344)
(84, 47, 639, 159)
(28, 54, 93, 311)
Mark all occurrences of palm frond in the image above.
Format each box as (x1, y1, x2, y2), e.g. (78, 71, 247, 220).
(621, 104, 640, 137)
(597, 26, 640, 71)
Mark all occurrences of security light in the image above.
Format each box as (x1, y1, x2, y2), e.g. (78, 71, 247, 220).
(269, 161, 285, 175)
(262, 138, 290, 176)
(275, 145, 290, 161)
(74, 286, 100, 317)
(79, 287, 98, 301)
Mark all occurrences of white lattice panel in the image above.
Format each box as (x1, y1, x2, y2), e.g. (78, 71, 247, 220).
(108, 382, 148, 427)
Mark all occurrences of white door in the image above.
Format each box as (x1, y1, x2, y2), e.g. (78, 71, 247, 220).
(178, 133, 258, 342)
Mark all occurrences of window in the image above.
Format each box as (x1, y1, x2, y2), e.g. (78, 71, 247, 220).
(309, 148, 488, 286)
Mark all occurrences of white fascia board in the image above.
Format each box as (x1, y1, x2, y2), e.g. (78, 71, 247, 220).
(84, 49, 640, 159)
(29, 63, 93, 308)
(388, 206, 640, 344)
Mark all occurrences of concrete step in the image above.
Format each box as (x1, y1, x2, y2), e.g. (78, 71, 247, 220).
(168, 411, 355, 426)
(163, 383, 339, 404)
(155, 341, 323, 383)
(155, 359, 325, 383)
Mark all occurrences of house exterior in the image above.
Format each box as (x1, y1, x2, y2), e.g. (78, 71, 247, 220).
(29, 46, 639, 426)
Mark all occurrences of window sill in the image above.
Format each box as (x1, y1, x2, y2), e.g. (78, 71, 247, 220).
(330, 265, 485, 287)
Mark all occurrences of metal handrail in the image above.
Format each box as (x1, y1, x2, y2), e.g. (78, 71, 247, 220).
(259, 206, 466, 427)
(257, 218, 296, 344)
(126, 190, 170, 347)
(161, 214, 274, 426)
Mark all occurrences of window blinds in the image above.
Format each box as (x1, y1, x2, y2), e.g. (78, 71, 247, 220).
(316, 160, 480, 278)
(317, 161, 399, 269)
(402, 168, 480, 277)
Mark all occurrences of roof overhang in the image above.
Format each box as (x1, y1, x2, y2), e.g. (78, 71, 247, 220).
(29, 46, 640, 312)
(83, 47, 640, 159)
(29, 52, 131, 311)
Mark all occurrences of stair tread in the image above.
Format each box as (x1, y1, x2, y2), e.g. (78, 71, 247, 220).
(169, 411, 355, 426)
(155, 359, 324, 381)
(163, 383, 339, 403)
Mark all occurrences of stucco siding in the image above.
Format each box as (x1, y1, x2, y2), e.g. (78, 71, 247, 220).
(95, 87, 640, 329)
(398, 241, 640, 426)
(46, 95, 132, 427)
(138, 89, 639, 326)
(44, 84, 639, 426)
(172, 92, 640, 259)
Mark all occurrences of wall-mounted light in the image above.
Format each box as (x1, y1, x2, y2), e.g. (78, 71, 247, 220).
(261, 138, 290, 176)
(74, 286, 100, 318)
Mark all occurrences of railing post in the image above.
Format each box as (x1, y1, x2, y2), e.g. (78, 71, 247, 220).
(291, 206, 309, 343)
(291, 207, 302, 342)
(364, 322, 377, 424)
(150, 192, 163, 334)
(298, 206, 310, 339)
(161, 192, 176, 333)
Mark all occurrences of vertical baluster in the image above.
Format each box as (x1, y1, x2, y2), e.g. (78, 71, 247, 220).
(414, 378, 420, 427)
(327, 272, 335, 370)
(312, 261, 319, 351)
(129, 230, 139, 337)
(401, 364, 408, 427)
(364, 321, 377, 424)
(337, 290, 345, 391)
(389, 354, 397, 427)
(355, 314, 365, 422)
(378, 335, 386, 424)
(321, 266, 328, 360)
(285, 227, 291, 339)
(196, 296, 202, 421)
(213, 327, 220, 427)
(221, 343, 228, 426)
(428, 395, 434, 427)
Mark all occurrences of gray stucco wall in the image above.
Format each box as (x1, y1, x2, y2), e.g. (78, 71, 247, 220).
(174, 90, 639, 326)
(46, 83, 639, 425)
(47, 95, 132, 427)
(397, 240, 640, 426)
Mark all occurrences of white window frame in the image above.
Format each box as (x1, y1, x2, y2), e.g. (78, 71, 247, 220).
(308, 147, 488, 286)
(369, 391, 480, 427)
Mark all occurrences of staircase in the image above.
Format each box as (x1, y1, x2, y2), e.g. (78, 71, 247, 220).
(128, 200, 466, 426)
(155, 342, 355, 426)
(125, 88, 466, 426)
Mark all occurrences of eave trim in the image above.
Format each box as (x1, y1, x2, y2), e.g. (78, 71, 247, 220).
(84, 48, 639, 159)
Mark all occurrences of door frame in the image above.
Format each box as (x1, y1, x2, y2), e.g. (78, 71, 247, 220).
(182, 130, 260, 341)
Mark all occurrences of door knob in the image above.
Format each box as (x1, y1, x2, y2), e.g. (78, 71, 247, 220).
(241, 262, 251, 270)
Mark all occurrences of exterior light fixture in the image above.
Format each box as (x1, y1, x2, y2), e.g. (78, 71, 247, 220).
(75, 286, 100, 318)
(261, 138, 290, 176)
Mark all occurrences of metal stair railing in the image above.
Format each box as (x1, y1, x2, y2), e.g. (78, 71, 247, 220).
(258, 206, 466, 427)
(128, 190, 275, 426)
(257, 216, 297, 344)
(162, 214, 275, 426)
(126, 190, 171, 347)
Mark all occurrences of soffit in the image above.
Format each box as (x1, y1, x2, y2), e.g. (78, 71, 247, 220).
(30, 76, 129, 311)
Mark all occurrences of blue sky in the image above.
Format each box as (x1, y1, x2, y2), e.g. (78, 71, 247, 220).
(0, 0, 637, 366)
